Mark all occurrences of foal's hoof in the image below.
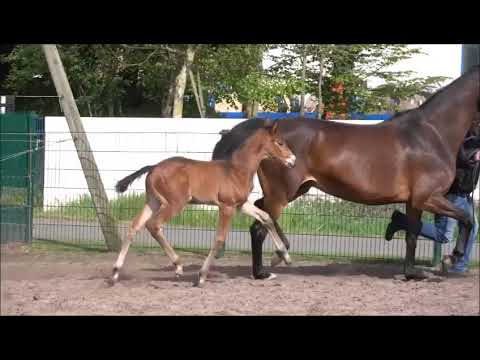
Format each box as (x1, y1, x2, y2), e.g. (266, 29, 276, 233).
(271, 253, 283, 267)
(112, 268, 120, 284)
(194, 277, 206, 288)
(283, 252, 292, 266)
(175, 265, 184, 278)
(271, 251, 292, 267)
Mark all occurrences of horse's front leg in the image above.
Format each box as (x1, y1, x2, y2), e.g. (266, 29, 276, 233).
(196, 206, 235, 287)
(403, 204, 427, 279)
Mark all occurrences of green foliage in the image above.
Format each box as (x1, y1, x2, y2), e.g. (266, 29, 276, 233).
(2, 44, 450, 117)
(33, 193, 439, 238)
(267, 44, 449, 116)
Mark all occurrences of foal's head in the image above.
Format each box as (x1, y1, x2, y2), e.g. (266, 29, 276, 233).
(259, 122, 296, 168)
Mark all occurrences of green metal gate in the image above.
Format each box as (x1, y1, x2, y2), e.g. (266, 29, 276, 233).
(0, 112, 44, 243)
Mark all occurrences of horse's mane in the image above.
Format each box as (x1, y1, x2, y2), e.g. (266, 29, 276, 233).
(420, 65, 480, 109)
(213, 67, 480, 160)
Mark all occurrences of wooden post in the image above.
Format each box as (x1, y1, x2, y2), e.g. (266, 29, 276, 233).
(42, 44, 122, 251)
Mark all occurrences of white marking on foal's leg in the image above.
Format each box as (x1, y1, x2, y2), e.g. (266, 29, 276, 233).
(240, 202, 291, 265)
(112, 203, 153, 283)
(271, 252, 283, 267)
(149, 226, 183, 277)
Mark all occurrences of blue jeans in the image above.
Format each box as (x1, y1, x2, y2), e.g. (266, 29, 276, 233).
(419, 193, 479, 271)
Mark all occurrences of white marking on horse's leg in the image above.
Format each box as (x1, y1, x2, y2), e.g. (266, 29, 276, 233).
(240, 202, 291, 264)
(112, 203, 153, 282)
(267, 273, 277, 280)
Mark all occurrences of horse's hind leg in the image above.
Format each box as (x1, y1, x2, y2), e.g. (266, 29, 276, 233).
(146, 201, 186, 277)
(419, 194, 473, 271)
(112, 201, 156, 283)
(197, 206, 235, 287)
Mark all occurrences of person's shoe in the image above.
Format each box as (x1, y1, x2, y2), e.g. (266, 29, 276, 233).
(385, 210, 407, 241)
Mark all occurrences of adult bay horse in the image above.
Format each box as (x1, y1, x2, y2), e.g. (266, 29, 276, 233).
(212, 65, 480, 280)
(112, 121, 296, 287)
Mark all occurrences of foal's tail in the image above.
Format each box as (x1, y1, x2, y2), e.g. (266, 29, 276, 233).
(115, 165, 154, 193)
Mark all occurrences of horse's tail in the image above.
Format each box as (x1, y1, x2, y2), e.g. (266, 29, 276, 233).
(115, 165, 154, 193)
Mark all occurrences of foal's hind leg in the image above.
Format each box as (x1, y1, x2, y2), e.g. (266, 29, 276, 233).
(146, 202, 187, 277)
(197, 206, 235, 287)
(112, 201, 155, 283)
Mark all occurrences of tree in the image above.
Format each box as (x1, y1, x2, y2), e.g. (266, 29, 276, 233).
(193, 44, 304, 118)
(2, 44, 182, 117)
(267, 44, 449, 119)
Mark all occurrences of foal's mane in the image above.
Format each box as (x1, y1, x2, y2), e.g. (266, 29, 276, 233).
(212, 118, 271, 160)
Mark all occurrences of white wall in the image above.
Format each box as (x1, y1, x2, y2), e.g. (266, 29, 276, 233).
(43, 117, 479, 208)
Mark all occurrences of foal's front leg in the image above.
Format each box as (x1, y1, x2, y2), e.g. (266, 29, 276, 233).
(196, 206, 235, 287)
(240, 201, 292, 266)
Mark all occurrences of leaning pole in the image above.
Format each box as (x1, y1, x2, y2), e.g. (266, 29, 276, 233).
(42, 45, 122, 252)
(432, 44, 480, 267)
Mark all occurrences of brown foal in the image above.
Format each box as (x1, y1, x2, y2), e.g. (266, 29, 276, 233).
(112, 122, 296, 287)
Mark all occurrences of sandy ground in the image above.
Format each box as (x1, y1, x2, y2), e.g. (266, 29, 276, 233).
(1, 244, 479, 315)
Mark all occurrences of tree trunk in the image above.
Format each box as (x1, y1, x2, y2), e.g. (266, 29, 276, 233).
(317, 54, 324, 120)
(117, 99, 123, 116)
(299, 48, 306, 117)
(188, 69, 205, 118)
(78, 85, 93, 117)
(107, 101, 114, 117)
(173, 45, 196, 118)
(161, 79, 175, 117)
(243, 101, 258, 118)
(197, 71, 206, 116)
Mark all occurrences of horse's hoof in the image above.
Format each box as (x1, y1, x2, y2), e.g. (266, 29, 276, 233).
(441, 255, 455, 274)
(266, 273, 277, 280)
(215, 247, 226, 259)
(252, 271, 275, 280)
(283, 252, 292, 266)
(405, 267, 431, 280)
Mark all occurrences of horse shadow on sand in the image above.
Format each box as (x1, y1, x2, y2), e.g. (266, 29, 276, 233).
(137, 260, 448, 284)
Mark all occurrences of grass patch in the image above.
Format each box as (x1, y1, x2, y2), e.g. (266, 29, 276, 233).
(31, 239, 109, 253)
(35, 193, 410, 236)
(33, 193, 479, 240)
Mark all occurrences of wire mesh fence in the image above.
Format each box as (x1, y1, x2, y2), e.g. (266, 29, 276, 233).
(2, 125, 479, 263)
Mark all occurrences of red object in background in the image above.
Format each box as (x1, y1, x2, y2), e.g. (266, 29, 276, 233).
(325, 80, 348, 120)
